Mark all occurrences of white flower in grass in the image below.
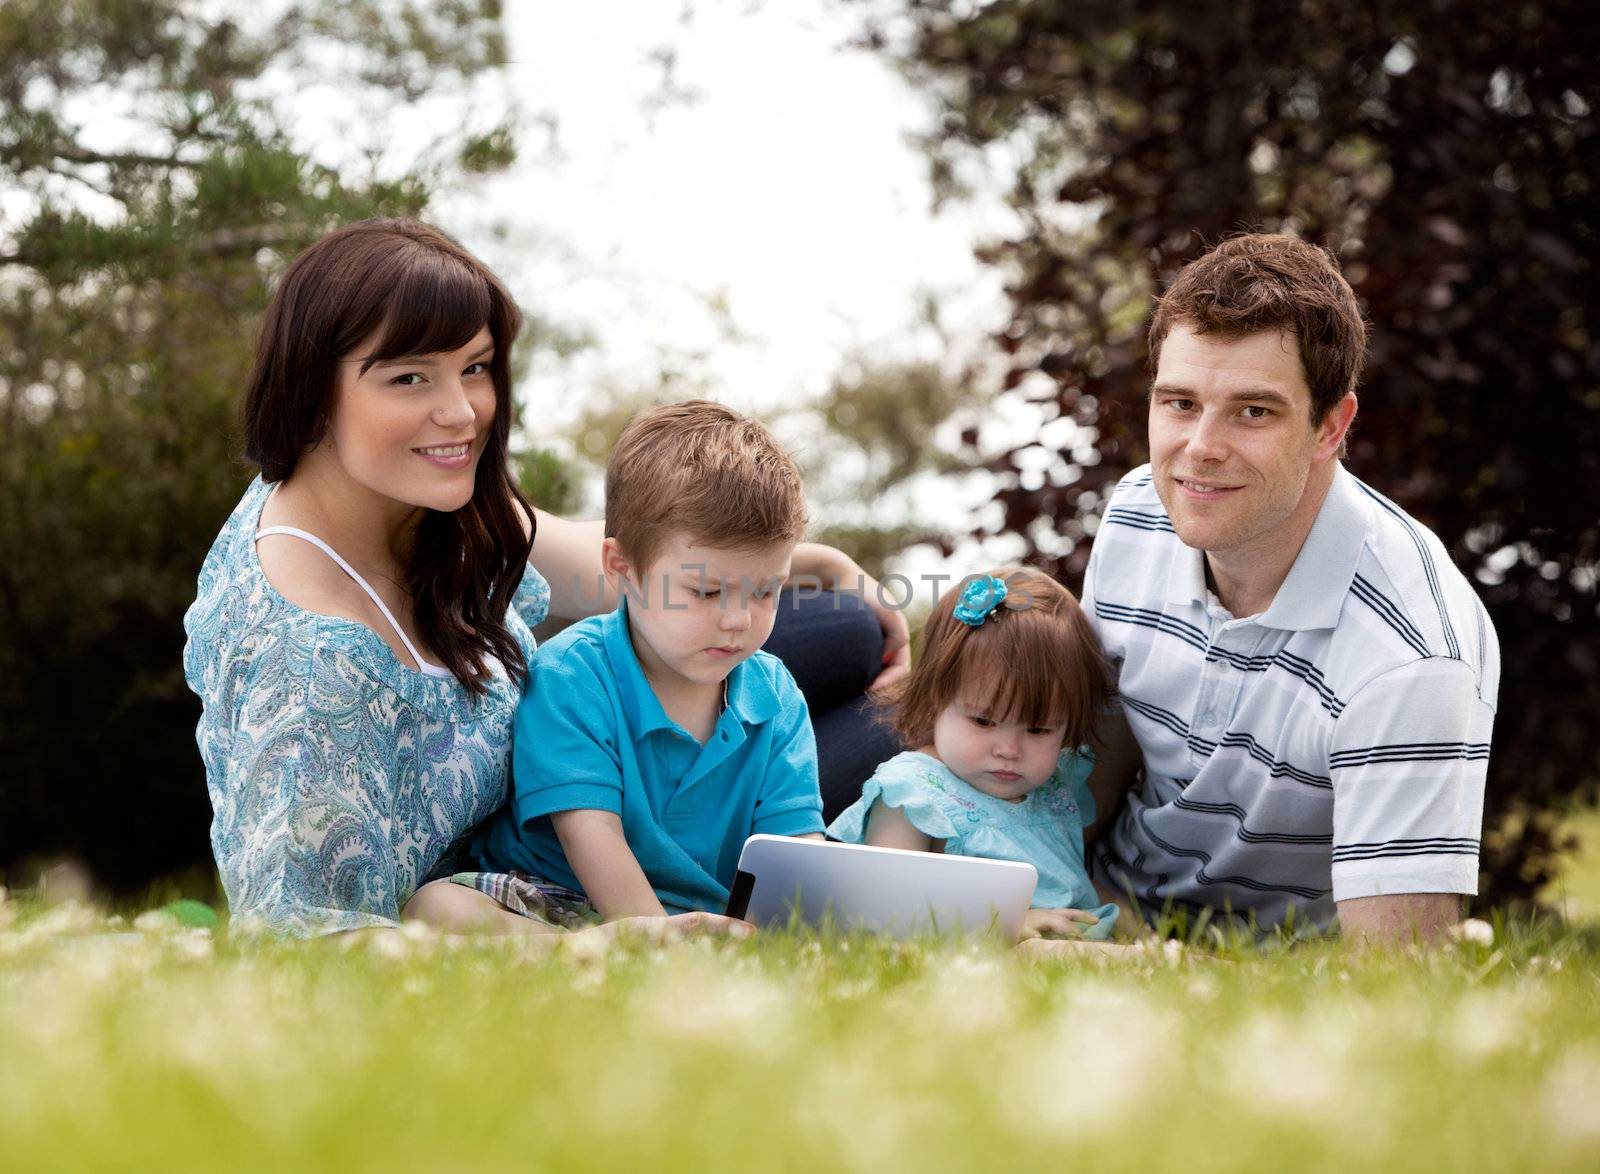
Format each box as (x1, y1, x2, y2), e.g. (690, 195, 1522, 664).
(640, 961, 795, 1053)
(1223, 1010, 1360, 1117)
(133, 909, 182, 933)
(1544, 1047, 1600, 1141)
(1447, 918, 1495, 947)
(1447, 988, 1538, 1059)
(19, 901, 100, 940)
(918, 951, 1016, 1037)
(1007, 981, 1179, 1133)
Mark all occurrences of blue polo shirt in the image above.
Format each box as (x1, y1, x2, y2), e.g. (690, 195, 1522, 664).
(473, 602, 824, 913)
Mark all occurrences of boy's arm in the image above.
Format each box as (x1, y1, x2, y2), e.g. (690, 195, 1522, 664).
(551, 809, 667, 920)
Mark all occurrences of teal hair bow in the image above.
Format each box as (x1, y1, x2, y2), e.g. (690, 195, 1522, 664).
(953, 575, 1008, 627)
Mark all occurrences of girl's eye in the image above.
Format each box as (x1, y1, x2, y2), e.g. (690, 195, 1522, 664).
(1027, 727, 1057, 737)
(969, 716, 994, 728)
(697, 588, 720, 600)
(391, 373, 426, 387)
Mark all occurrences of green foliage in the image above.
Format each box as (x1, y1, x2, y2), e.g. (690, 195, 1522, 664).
(0, 0, 520, 891)
(861, 0, 1600, 906)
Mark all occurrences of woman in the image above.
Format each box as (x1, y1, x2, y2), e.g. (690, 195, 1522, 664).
(182, 219, 906, 937)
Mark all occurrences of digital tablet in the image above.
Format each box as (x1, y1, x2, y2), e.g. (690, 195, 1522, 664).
(724, 835, 1038, 939)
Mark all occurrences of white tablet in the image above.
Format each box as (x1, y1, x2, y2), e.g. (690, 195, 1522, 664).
(724, 835, 1038, 940)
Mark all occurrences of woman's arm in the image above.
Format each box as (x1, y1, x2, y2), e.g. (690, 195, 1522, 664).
(529, 510, 613, 622)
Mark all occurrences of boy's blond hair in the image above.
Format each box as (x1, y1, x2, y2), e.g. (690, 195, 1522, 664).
(604, 400, 808, 571)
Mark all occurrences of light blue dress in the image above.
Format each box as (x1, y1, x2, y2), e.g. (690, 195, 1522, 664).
(827, 749, 1118, 938)
(181, 477, 550, 935)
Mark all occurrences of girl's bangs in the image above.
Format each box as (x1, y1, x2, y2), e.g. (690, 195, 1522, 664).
(361, 248, 495, 368)
(955, 632, 1071, 729)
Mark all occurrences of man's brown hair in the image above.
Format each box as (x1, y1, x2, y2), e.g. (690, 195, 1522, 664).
(1148, 233, 1368, 423)
(889, 567, 1111, 752)
(605, 400, 808, 572)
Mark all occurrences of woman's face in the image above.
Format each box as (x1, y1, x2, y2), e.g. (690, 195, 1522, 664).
(322, 326, 497, 514)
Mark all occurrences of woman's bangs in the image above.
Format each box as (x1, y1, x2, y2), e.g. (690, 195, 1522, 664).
(362, 249, 495, 368)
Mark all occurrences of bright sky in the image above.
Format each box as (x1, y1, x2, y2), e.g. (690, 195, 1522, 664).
(431, 2, 1043, 577)
(459, 3, 1011, 425)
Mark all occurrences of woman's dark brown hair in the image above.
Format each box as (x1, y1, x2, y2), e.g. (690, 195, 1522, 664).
(243, 218, 533, 695)
(889, 567, 1112, 752)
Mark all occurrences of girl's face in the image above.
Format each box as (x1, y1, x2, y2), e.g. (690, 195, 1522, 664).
(321, 326, 497, 514)
(930, 694, 1068, 802)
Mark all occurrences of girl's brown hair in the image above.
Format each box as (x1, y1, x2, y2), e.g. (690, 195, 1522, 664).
(889, 567, 1111, 751)
(243, 218, 533, 695)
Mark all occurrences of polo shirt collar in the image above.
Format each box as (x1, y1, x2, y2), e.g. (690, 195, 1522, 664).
(600, 601, 782, 739)
(1260, 463, 1367, 632)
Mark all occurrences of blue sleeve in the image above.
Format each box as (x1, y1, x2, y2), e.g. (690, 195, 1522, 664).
(510, 644, 625, 822)
(510, 562, 552, 630)
(749, 666, 825, 837)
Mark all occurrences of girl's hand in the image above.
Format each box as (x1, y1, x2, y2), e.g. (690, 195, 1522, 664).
(1018, 907, 1101, 941)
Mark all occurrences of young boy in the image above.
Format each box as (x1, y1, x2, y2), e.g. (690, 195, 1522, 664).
(472, 400, 824, 919)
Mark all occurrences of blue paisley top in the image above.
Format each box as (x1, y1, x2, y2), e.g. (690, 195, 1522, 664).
(182, 477, 551, 935)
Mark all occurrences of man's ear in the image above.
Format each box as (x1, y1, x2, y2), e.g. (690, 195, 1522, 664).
(1317, 392, 1358, 460)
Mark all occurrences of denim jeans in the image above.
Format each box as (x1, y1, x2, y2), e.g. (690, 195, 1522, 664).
(764, 590, 904, 822)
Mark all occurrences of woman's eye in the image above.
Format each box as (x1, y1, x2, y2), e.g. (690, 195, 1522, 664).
(464, 361, 490, 376)
(391, 373, 426, 387)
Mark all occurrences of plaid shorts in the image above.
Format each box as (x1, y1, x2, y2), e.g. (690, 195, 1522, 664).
(448, 871, 602, 931)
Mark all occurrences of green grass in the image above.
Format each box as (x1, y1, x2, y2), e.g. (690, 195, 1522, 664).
(3, 894, 1599, 1173)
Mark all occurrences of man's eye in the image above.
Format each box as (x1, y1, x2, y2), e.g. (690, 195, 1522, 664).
(1242, 405, 1271, 420)
(1165, 398, 1193, 412)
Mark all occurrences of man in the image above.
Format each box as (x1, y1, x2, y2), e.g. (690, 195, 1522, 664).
(1082, 233, 1499, 946)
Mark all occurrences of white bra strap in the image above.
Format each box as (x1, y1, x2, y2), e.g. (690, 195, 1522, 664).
(256, 525, 453, 677)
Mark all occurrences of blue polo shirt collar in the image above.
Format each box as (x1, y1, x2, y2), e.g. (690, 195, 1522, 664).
(600, 601, 783, 740)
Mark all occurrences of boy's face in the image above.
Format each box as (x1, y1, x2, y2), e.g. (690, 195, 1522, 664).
(603, 531, 795, 693)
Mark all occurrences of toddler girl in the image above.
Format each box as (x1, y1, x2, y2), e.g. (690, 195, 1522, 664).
(828, 568, 1119, 939)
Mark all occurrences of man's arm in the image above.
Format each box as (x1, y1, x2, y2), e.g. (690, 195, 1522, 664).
(1336, 892, 1462, 947)
(1083, 706, 1143, 846)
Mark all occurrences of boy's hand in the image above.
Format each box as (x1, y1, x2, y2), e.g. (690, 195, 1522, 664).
(1018, 907, 1101, 941)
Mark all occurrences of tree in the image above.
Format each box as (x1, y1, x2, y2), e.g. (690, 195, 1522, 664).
(0, 0, 526, 893)
(858, 0, 1599, 905)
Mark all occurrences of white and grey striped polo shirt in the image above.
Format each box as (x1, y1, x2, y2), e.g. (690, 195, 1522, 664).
(1084, 463, 1499, 931)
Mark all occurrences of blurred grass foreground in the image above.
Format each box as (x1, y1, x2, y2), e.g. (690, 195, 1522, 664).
(3, 824, 1599, 1174)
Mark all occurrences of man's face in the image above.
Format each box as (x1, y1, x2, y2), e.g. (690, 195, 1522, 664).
(1148, 323, 1351, 560)
(605, 531, 794, 693)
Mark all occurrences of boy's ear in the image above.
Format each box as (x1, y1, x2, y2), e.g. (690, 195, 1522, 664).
(600, 537, 633, 586)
